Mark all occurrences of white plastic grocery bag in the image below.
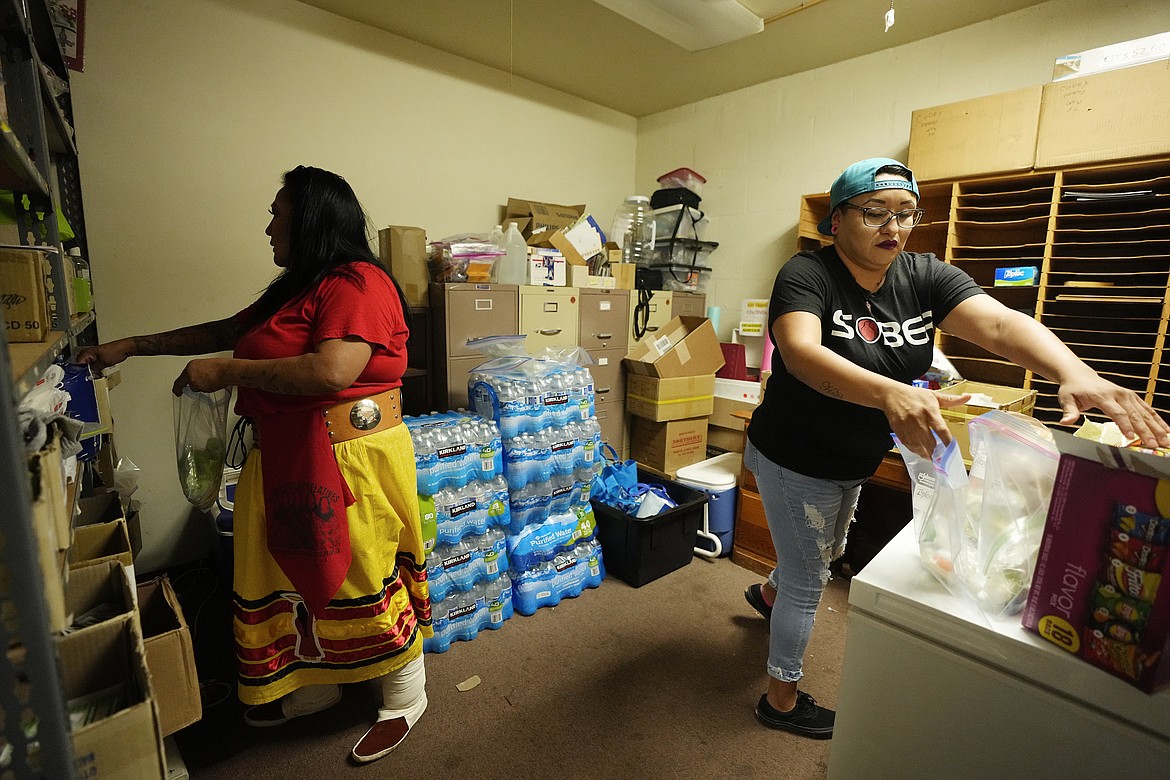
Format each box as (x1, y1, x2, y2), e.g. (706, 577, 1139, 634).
(173, 386, 231, 510)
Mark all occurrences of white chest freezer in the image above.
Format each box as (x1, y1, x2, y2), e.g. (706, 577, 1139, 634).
(830, 524, 1170, 779)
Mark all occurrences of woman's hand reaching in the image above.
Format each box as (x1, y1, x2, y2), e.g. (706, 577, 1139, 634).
(883, 385, 972, 459)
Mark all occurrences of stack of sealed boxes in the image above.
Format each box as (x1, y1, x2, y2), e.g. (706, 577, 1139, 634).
(623, 316, 725, 476)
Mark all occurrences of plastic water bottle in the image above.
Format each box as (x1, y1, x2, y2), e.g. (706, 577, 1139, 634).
(575, 367, 596, 420)
(498, 221, 530, 287)
(426, 550, 451, 602)
(549, 470, 577, 517)
(510, 477, 552, 532)
(481, 527, 508, 577)
(613, 195, 656, 266)
(427, 597, 450, 653)
(489, 224, 505, 247)
(549, 427, 577, 477)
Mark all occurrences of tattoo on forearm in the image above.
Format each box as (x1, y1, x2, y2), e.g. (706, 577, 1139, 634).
(133, 332, 205, 356)
(135, 319, 236, 356)
(253, 366, 303, 395)
(820, 381, 843, 399)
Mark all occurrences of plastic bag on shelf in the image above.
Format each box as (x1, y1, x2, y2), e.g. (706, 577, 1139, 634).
(19, 363, 71, 417)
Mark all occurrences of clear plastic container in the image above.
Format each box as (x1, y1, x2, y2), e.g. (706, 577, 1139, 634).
(611, 195, 657, 266)
(652, 205, 707, 241)
(646, 237, 717, 268)
(650, 263, 712, 293)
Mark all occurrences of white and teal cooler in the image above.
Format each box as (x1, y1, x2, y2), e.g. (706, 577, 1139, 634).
(676, 452, 740, 559)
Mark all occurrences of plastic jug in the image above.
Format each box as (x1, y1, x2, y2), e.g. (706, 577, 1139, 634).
(612, 195, 656, 266)
(497, 221, 529, 286)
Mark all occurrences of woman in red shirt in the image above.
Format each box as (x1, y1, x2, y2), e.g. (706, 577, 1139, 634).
(78, 166, 430, 764)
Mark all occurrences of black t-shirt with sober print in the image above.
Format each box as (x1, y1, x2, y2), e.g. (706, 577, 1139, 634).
(747, 245, 983, 480)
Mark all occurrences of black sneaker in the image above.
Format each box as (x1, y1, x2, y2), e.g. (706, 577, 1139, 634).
(755, 691, 835, 739)
(744, 584, 773, 621)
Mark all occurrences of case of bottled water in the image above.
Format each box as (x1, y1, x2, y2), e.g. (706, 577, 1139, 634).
(510, 539, 605, 616)
(406, 411, 504, 496)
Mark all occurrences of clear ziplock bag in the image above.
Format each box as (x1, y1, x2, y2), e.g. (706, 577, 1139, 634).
(173, 386, 232, 510)
(896, 410, 1059, 617)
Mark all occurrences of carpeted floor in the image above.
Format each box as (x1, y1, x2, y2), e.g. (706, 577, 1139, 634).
(170, 550, 856, 779)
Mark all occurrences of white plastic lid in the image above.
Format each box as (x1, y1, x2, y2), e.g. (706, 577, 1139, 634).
(676, 451, 740, 490)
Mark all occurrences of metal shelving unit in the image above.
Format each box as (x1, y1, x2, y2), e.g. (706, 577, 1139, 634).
(1, 0, 92, 776)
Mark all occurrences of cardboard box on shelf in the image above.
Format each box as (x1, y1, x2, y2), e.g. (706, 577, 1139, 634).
(70, 518, 135, 579)
(908, 86, 1043, 181)
(65, 559, 136, 632)
(547, 216, 604, 265)
(77, 491, 124, 527)
(52, 617, 167, 779)
(710, 377, 760, 430)
(1, 247, 50, 343)
(1053, 32, 1170, 81)
(626, 373, 715, 422)
(29, 444, 69, 633)
(29, 427, 70, 552)
(941, 380, 1037, 462)
(137, 577, 201, 736)
(504, 198, 585, 243)
(1036, 59, 1170, 169)
(377, 226, 429, 307)
(630, 416, 709, 473)
(609, 261, 636, 290)
(624, 316, 725, 379)
(1022, 430, 1170, 691)
(569, 265, 618, 289)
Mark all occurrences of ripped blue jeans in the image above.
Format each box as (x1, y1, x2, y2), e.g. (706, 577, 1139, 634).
(744, 440, 864, 683)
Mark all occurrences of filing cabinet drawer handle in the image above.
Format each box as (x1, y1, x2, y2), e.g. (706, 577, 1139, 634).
(597, 386, 612, 393)
(596, 332, 614, 340)
(538, 328, 562, 336)
(646, 326, 659, 332)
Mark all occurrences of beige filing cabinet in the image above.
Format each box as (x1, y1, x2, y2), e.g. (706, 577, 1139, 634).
(430, 282, 520, 410)
(628, 289, 674, 348)
(579, 289, 630, 455)
(671, 291, 706, 319)
(519, 285, 580, 351)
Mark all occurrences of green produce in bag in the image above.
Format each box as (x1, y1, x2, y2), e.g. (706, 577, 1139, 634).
(174, 386, 232, 510)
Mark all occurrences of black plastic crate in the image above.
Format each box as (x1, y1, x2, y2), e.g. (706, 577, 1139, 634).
(591, 469, 708, 588)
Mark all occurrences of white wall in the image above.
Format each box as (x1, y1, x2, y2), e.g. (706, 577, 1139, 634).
(69, 0, 636, 572)
(636, 0, 1170, 341)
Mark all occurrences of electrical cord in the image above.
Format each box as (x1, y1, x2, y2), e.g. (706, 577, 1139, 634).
(633, 288, 654, 341)
(225, 416, 253, 469)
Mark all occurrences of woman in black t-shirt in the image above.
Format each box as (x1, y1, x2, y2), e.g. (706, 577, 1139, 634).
(743, 157, 1170, 741)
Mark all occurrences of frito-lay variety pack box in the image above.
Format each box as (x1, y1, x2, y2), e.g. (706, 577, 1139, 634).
(1023, 430, 1170, 691)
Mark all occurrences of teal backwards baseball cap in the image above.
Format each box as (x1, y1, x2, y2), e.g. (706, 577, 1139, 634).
(817, 158, 920, 236)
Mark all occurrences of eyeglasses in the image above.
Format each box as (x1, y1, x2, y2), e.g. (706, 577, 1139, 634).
(839, 203, 925, 229)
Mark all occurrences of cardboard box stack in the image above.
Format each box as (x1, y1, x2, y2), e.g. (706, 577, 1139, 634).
(503, 198, 623, 288)
(623, 316, 725, 475)
(22, 420, 202, 776)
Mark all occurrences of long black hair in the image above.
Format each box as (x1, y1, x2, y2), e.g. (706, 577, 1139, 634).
(244, 165, 411, 330)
